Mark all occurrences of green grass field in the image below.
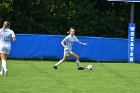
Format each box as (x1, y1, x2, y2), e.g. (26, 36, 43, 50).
(0, 60, 140, 93)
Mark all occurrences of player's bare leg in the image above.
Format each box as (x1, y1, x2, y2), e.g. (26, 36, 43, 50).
(0, 53, 8, 75)
(0, 54, 3, 75)
(53, 55, 68, 69)
(70, 53, 85, 70)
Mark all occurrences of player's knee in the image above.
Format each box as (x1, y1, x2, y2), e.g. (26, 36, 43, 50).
(1, 54, 7, 60)
(62, 58, 66, 62)
(76, 56, 79, 60)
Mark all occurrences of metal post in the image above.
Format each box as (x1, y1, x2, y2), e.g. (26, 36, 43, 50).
(130, 3, 135, 23)
(128, 2, 136, 63)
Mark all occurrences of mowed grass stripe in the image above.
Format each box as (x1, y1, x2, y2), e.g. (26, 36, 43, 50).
(0, 60, 139, 93)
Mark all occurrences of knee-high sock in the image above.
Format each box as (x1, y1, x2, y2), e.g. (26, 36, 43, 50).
(55, 60, 63, 67)
(2, 60, 7, 72)
(1, 66, 4, 73)
(76, 60, 80, 68)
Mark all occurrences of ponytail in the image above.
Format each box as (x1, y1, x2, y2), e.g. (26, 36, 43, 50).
(67, 31, 70, 34)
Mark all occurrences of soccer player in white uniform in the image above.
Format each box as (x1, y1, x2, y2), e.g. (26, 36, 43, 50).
(0, 21, 16, 75)
(53, 28, 87, 70)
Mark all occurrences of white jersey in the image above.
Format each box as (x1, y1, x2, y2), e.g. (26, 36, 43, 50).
(63, 35, 79, 51)
(0, 28, 15, 54)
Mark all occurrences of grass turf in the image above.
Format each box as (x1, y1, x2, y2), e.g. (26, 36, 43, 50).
(0, 60, 140, 93)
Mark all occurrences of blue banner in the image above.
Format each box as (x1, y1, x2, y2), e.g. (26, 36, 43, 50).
(9, 34, 140, 62)
(128, 23, 136, 63)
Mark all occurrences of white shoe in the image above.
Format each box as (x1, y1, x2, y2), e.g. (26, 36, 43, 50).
(0, 71, 3, 75)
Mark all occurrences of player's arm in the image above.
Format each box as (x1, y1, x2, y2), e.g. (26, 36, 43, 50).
(61, 37, 68, 50)
(77, 41, 87, 45)
(11, 31, 16, 42)
(11, 37, 16, 42)
(75, 36, 87, 45)
(61, 39, 66, 48)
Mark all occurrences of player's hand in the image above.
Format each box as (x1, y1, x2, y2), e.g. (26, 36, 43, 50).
(64, 47, 68, 51)
(82, 43, 87, 45)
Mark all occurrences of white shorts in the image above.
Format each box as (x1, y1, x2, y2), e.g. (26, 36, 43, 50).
(0, 45, 11, 54)
(64, 50, 73, 56)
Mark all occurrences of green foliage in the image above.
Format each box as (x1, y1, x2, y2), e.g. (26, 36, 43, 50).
(0, 0, 13, 24)
(0, 0, 140, 38)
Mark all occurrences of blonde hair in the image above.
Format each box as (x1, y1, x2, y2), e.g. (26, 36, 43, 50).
(3, 21, 10, 28)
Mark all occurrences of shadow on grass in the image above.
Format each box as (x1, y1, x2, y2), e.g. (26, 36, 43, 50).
(100, 63, 136, 87)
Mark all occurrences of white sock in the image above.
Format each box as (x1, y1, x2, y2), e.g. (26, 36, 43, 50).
(1, 66, 4, 73)
(76, 60, 80, 68)
(2, 60, 7, 72)
(55, 60, 63, 67)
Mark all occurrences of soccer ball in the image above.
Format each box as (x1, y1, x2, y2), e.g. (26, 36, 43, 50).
(87, 65, 93, 70)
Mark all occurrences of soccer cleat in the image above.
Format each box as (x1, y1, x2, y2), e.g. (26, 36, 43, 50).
(53, 66, 57, 69)
(0, 70, 4, 75)
(0, 71, 2, 75)
(78, 67, 85, 70)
